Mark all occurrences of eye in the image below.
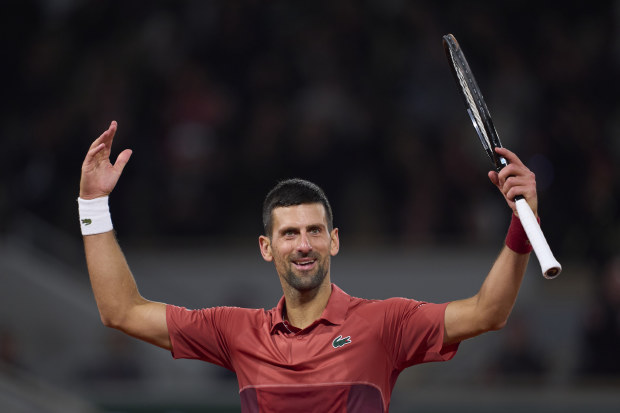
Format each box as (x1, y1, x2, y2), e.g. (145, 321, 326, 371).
(308, 226, 322, 235)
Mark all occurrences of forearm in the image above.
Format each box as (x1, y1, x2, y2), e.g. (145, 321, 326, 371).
(79, 124, 170, 349)
(474, 245, 529, 330)
(445, 148, 538, 344)
(445, 217, 533, 344)
(84, 231, 146, 328)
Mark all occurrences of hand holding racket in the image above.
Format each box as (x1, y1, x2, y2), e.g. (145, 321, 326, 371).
(488, 147, 537, 214)
(442, 34, 561, 279)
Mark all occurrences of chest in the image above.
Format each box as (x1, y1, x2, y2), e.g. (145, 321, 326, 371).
(231, 320, 393, 388)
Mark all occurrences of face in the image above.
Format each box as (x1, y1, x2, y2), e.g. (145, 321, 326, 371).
(259, 203, 339, 293)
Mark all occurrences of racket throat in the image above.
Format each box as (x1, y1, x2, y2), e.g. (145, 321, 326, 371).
(496, 156, 509, 172)
(467, 108, 496, 165)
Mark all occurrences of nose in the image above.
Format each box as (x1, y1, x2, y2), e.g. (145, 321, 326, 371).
(297, 231, 313, 253)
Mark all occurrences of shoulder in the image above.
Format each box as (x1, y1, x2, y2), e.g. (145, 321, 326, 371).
(348, 295, 425, 311)
(346, 296, 448, 322)
(343, 295, 424, 319)
(167, 304, 269, 329)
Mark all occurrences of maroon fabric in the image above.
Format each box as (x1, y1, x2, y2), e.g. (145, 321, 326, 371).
(505, 213, 540, 254)
(167, 284, 459, 412)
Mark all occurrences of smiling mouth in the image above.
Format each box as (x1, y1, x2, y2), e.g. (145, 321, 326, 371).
(292, 258, 317, 270)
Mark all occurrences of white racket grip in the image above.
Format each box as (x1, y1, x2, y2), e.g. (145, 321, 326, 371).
(515, 198, 562, 279)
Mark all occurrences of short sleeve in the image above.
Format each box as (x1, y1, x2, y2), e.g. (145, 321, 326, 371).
(381, 298, 459, 371)
(166, 304, 237, 370)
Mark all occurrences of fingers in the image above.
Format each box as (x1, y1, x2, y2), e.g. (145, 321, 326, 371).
(84, 121, 120, 167)
(502, 175, 535, 200)
(497, 163, 526, 186)
(113, 149, 133, 173)
(89, 121, 117, 150)
(489, 147, 538, 215)
(498, 166, 535, 194)
(88, 142, 107, 159)
(488, 163, 530, 193)
(79, 121, 131, 200)
(494, 147, 524, 167)
(494, 147, 531, 188)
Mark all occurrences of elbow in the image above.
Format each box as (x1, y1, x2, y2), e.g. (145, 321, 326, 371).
(477, 302, 511, 333)
(96, 297, 143, 330)
(98, 309, 127, 330)
(483, 314, 508, 332)
(488, 318, 508, 332)
(474, 310, 508, 333)
(99, 314, 120, 329)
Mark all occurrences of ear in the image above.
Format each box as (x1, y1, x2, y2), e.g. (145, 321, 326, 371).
(329, 228, 340, 256)
(259, 235, 273, 262)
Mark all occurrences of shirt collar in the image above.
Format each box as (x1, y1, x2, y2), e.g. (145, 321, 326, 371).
(270, 283, 350, 334)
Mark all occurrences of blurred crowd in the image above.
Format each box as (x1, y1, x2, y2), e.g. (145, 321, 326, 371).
(1, 2, 620, 404)
(0, 2, 617, 258)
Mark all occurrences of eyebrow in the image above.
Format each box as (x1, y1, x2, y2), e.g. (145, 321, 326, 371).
(278, 226, 299, 235)
(278, 223, 326, 235)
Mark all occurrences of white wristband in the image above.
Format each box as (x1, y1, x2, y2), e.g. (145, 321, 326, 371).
(78, 196, 113, 235)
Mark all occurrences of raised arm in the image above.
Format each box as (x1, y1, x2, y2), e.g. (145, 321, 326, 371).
(443, 147, 536, 345)
(80, 121, 170, 350)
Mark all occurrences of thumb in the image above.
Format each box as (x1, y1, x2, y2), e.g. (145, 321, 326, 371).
(488, 170, 499, 187)
(113, 149, 133, 173)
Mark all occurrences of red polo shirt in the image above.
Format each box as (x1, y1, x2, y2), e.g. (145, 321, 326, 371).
(167, 284, 458, 412)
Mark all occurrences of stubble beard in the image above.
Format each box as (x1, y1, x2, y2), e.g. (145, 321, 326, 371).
(280, 254, 329, 293)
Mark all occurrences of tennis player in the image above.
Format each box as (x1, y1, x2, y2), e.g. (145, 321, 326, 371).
(79, 121, 538, 412)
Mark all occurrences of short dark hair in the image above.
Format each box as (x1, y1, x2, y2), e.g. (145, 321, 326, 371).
(262, 178, 333, 237)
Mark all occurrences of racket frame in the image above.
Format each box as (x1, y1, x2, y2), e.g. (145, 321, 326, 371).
(442, 33, 561, 279)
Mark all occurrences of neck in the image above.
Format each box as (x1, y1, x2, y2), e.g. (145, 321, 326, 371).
(282, 280, 332, 330)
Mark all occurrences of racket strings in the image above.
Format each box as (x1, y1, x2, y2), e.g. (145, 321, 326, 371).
(450, 51, 492, 150)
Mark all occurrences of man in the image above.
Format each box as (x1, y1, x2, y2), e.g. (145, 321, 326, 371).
(79, 121, 537, 412)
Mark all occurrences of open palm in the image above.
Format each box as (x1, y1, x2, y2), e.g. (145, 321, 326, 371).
(80, 121, 132, 200)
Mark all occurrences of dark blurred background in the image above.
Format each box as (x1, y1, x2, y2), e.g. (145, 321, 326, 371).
(1, 0, 619, 412)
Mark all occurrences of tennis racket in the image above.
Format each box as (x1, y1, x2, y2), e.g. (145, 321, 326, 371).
(442, 33, 561, 279)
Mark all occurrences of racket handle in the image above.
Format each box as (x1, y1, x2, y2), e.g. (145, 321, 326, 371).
(514, 197, 562, 279)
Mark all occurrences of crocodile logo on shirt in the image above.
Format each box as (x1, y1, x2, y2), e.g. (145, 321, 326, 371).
(81, 218, 92, 225)
(332, 335, 352, 348)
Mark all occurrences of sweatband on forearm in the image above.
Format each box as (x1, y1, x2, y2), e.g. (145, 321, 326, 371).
(505, 213, 540, 254)
(77, 196, 113, 235)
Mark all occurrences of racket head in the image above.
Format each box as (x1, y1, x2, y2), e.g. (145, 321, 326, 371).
(442, 34, 506, 171)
